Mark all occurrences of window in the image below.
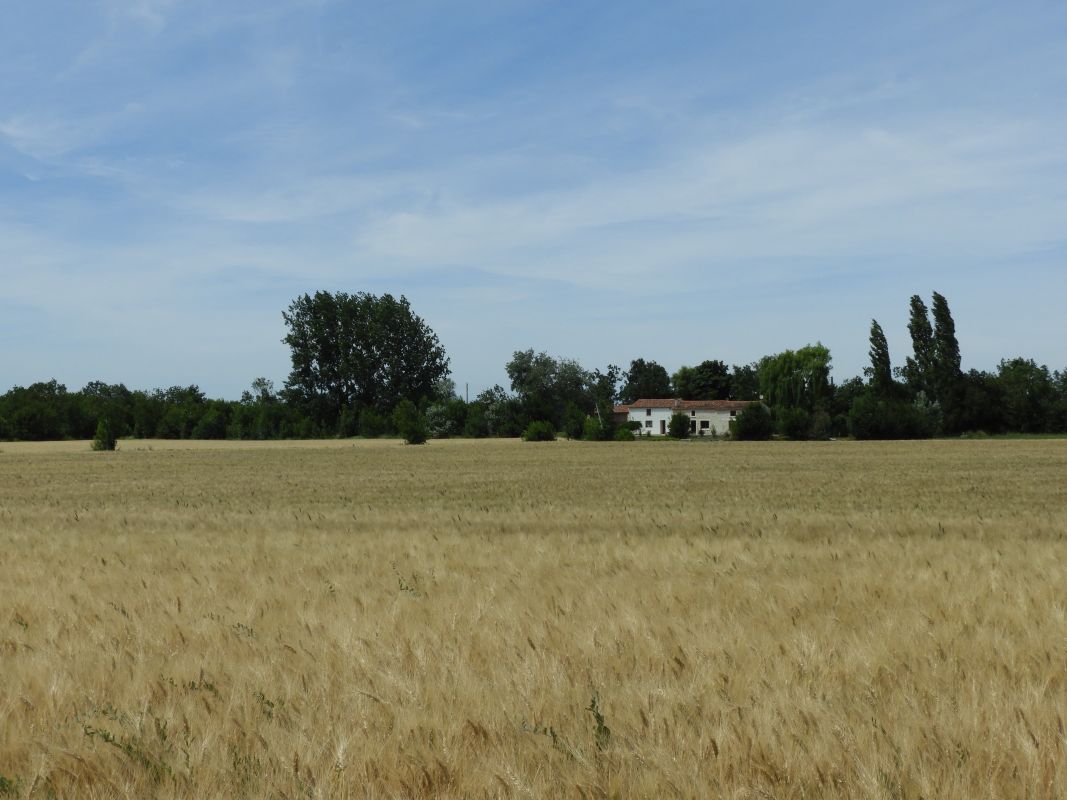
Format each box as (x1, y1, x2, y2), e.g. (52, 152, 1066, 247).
(646, 408, 651, 416)
(730, 410, 737, 417)
(644, 420, 652, 428)
(691, 410, 696, 416)
(700, 420, 710, 429)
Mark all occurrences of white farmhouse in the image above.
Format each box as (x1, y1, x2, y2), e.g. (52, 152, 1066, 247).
(618, 398, 759, 436)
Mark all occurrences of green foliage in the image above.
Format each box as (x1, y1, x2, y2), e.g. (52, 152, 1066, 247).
(903, 294, 935, 395)
(588, 366, 621, 438)
(1, 380, 70, 440)
(282, 291, 449, 429)
(506, 350, 590, 430)
(757, 344, 832, 411)
(667, 412, 690, 439)
(358, 408, 391, 438)
(477, 385, 525, 437)
(337, 407, 360, 437)
(613, 426, 635, 441)
(730, 404, 772, 440)
(563, 403, 587, 440)
(190, 406, 227, 439)
(91, 417, 118, 451)
(956, 372, 1001, 434)
(809, 409, 833, 440)
(776, 407, 812, 440)
(729, 363, 760, 400)
(393, 400, 428, 444)
(997, 358, 1055, 433)
(582, 417, 604, 441)
(866, 319, 893, 398)
(426, 397, 468, 438)
(848, 393, 935, 439)
(505, 351, 619, 435)
(462, 402, 490, 438)
(672, 360, 731, 400)
(1, 288, 1062, 444)
(522, 420, 557, 441)
(620, 358, 672, 403)
(930, 291, 963, 430)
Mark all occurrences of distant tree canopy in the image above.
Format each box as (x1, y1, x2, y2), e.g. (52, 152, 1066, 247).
(620, 359, 671, 403)
(902, 294, 935, 396)
(757, 344, 832, 411)
(672, 360, 731, 401)
(3, 290, 1066, 444)
(866, 320, 893, 399)
(728, 364, 760, 401)
(281, 291, 450, 428)
(502, 349, 619, 435)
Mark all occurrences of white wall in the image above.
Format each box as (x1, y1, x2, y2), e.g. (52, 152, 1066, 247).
(628, 408, 674, 435)
(628, 408, 738, 435)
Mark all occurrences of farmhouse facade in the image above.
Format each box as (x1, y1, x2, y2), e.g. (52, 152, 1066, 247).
(617, 398, 759, 436)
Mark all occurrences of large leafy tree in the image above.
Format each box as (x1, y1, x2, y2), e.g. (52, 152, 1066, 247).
(506, 350, 589, 426)
(282, 291, 449, 428)
(620, 359, 671, 403)
(997, 358, 1054, 433)
(588, 364, 621, 437)
(756, 344, 832, 410)
(865, 319, 893, 398)
(672, 359, 731, 400)
(902, 295, 935, 395)
(930, 291, 964, 430)
(729, 363, 760, 400)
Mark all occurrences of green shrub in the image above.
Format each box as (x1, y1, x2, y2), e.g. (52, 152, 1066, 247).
(613, 426, 635, 441)
(191, 408, 226, 439)
(426, 398, 467, 438)
(338, 407, 359, 437)
(776, 407, 811, 440)
(522, 420, 557, 441)
(462, 403, 489, 437)
(358, 408, 391, 438)
(563, 403, 587, 440)
(91, 417, 118, 451)
(848, 393, 934, 440)
(582, 417, 603, 441)
(809, 410, 833, 440)
(393, 400, 428, 444)
(667, 413, 690, 439)
(730, 404, 772, 440)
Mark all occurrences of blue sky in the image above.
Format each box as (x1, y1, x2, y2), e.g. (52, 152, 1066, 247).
(2, 0, 1065, 398)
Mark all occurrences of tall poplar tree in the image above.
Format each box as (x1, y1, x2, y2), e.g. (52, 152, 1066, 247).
(931, 291, 962, 413)
(903, 295, 934, 395)
(867, 319, 892, 398)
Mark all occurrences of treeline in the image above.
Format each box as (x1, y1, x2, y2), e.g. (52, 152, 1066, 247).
(846, 293, 1067, 438)
(1, 290, 1064, 442)
(0, 379, 309, 442)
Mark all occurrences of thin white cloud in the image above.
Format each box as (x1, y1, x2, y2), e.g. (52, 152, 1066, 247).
(347, 116, 1067, 286)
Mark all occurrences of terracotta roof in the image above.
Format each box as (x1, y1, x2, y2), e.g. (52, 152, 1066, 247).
(612, 404, 631, 414)
(628, 398, 758, 412)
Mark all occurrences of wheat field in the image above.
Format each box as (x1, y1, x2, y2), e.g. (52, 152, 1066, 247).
(1, 437, 1066, 799)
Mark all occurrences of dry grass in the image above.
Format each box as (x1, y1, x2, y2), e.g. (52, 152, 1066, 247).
(1, 437, 1066, 799)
